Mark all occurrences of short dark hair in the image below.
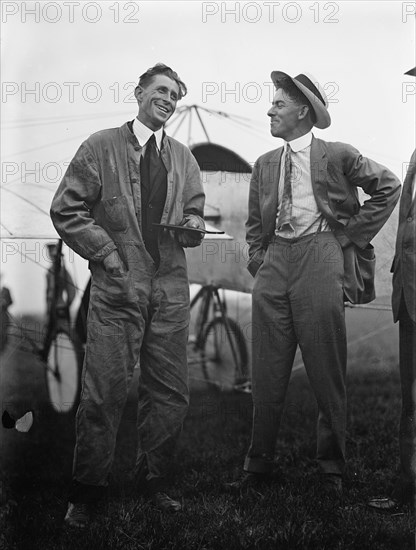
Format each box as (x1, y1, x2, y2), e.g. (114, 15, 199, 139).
(275, 76, 317, 124)
(137, 63, 187, 99)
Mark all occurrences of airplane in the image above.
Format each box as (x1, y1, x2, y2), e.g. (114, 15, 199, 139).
(0, 104, 259, 420)
(0, 104, 399, 418)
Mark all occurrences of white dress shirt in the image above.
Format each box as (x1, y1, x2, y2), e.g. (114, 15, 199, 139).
(133, 117, 163, 151)
(275, 131, 329, 238)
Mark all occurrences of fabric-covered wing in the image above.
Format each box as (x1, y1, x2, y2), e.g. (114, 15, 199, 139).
(1, 183, 57, 239)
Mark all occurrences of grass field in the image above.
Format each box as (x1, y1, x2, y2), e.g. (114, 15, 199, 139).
(0, 308, 414, 550)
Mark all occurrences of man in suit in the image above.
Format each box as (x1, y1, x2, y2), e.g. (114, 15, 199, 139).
(369, 67, 416, 511)
(230, 71, 401, 495)
(51, 63, 205, 527)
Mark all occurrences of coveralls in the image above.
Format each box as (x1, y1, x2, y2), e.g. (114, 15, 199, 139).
(50, 121, 205, 494)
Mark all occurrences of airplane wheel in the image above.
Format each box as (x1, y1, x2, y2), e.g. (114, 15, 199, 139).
(44, 330, 82, 413)
(201, 317, 249, 391)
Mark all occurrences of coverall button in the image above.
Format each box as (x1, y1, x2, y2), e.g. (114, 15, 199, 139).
(407, 216, 413, 222)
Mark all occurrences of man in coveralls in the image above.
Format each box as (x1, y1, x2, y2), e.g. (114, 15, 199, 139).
(229, 71, 400, 496)
(51, 64, 205, 527)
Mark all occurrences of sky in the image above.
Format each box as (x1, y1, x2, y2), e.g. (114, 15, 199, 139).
(1, 0, 415, 313)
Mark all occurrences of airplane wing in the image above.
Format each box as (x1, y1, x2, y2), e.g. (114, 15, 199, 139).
(1, 183, 57, 239)
(0, 184, 233, 241)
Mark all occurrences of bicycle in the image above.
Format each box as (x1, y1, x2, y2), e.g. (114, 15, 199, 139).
(188, 284, 250, 392)
(39, 239, 82, 413)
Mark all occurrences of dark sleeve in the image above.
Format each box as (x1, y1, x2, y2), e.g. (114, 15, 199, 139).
(338, 145, 401, 249)
(245, 159, 265, 276)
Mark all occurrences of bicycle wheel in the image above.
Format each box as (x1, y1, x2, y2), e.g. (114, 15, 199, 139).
(201, 316, 249, 391)
(44, 330, 82, 413)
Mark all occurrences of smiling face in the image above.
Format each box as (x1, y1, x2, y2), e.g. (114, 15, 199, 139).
(135, 74, 179, 131)
(267, 88, 310, 141)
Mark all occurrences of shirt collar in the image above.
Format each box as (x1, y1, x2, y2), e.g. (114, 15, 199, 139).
(133, 117, 163, 150)
(285, 131, 313, 153)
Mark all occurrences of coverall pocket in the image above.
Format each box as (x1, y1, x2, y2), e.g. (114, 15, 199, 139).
(92, 266, 134, 307)
(102, 196, 129, 232)
(106, 269, 133, 304)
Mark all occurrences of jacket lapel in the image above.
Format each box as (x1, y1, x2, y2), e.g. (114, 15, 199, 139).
(263, 148, 283, 238)
(270, 147, 283, 201)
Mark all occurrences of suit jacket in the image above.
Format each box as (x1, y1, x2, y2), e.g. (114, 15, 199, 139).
(391, 149, 416, 322)
(245, 136, 401, 304)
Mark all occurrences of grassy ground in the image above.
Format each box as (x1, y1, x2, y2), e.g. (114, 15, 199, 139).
(0, 311, 414, 549)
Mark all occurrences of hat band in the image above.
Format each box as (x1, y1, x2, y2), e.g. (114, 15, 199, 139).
(294, 74, 326, 106)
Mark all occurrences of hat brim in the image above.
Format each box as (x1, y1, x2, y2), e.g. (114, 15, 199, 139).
(404, 67, 416, 77)
(271, 71, 331, 130)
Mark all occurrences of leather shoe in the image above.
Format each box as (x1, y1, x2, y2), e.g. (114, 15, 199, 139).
(64, 502, 91, 528)
(367, 497, 412, 514)
(367, 497, 404, 513)
(224, 472, 270, 493)
(391, 480, 414, 506)
(150, 491, 182, 512)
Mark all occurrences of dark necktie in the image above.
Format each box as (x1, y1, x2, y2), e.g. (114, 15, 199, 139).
(141, 133, 158, 184)
(277, 144, 294, 231)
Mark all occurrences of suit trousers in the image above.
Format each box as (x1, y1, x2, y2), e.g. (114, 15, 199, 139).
(245, 231, 347, 476)
(393, 294, 416, 501)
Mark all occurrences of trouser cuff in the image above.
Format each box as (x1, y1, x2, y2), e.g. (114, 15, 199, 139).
(244, 456, 273, 475)
(317, 459, 344, 476)
(68, 479, 107, 504)
(145, 477, 168, 494)
(392, 478, 415, 504)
